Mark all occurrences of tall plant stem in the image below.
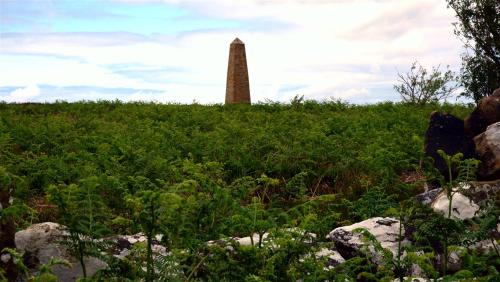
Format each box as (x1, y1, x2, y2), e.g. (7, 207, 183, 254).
(397, 212, 403, 282)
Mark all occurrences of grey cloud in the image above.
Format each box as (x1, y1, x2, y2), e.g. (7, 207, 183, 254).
(346, 1, 444, 40)
(108, 64, 187, 83)
(309, 85, 397, 104)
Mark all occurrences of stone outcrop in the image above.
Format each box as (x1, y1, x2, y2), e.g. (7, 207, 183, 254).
(314, 248, 345, 269)
(109, 233, 167, 260)
(207, 229, 316, 249)
(430, 191, 480, 220)
(326, 217, 408, 260)
(15, 222, 107, 282)
(424, 111, 476, 180)
(474, 122, 500, 179)
(225, 38, 251, 104)
(464, 87, 500, 136)
(466, 179, 500, 205)
(415, 188, 442, 205)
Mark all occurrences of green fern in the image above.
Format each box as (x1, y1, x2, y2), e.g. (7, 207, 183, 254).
(47, 176, 111, 278)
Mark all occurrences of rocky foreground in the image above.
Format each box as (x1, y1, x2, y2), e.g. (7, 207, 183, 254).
(13, 179, 499, 281)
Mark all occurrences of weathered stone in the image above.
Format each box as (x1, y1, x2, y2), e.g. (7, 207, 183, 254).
(470, 239, 500, 254)
(415, 188, 442, 205)
(207, 229, 316, 249)
(314, 248, 345, 269)
(393, 278, 427, 282)
(109, 233, 167, 259)
(436, 250, 464, 274)
(326, 217, 409, 261)
(430, 191, 480, 220)
(236, 233, 268, 247)
(15, 222, 107, 282)
(466, 179, 500, 205)
(225, 38, 251, 104)
(424, 111, 476, 181)
(408, 253, 427, 279)
(465, 87, 500, 136)
(474, 122, 500, 179)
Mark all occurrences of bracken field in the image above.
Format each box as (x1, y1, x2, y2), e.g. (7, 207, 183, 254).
(1, 101, 499, 281)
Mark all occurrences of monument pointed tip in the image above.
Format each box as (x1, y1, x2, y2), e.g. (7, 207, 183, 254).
(231, 38, 244, 44)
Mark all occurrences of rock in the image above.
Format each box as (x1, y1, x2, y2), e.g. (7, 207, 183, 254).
(207, 233, 269, 249)
(470, 239, 500, 254)
(237, 233, 268, 247)
(409, 263, 426, 279)
(15, 222, 107, 282)
(109, 233, 168, 259)
(207, 229, 316, 249)
(465, 179, 500, 205)
(424, 111, 476, 181)
(393, 278, 427, 282)
(465, 87, 500, 136)
(474, 122, 500, 179)
(430, 191, 480, 220)
(326, 217, 409, 261)
(415, 188, 442, 205)
(314, 248, 345, 269)
(436, 249, 464, 274)
(447, 251, 462, 273)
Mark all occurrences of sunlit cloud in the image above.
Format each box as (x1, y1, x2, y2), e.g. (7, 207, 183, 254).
(0, 0, 465, 103)
(2, 85, 41, 103)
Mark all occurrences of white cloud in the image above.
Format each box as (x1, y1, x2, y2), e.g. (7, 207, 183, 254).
(2, 85, 41, 102)
(0, 0, 465, 103)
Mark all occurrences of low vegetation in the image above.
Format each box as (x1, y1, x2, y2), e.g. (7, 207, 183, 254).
(1, 101, 499, 281)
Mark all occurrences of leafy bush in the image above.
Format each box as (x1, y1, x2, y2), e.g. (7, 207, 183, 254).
(394, 61, 458, 105)
(1, 101, 490, 281)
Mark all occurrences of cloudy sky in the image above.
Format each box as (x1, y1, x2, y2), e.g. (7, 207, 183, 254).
(0, 0, 465, 104)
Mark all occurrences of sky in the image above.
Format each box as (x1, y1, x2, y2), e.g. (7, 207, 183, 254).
(0, 0, 465, 104)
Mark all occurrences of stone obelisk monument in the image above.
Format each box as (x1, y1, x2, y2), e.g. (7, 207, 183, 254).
(225, 38, 251, 104)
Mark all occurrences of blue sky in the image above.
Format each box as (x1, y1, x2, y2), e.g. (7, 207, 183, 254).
(0, 0, 465, 103)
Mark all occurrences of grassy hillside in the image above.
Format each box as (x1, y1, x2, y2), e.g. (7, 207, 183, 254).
(0, 101, 471, 196)
(4, 101, 498, 281)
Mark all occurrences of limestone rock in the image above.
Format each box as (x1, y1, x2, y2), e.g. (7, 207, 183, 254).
(430, 191, 480, 220)
(314, 248, 345, 269)
(467, 179, 500, 205)
(393, 278, 427, 282)
(474, 122, 500, 179)
(436, 250, 464, 274)
(15, 222, 107, 282)
(415, 188, 442, 205)
(326, 217, 409, 261)
(207, 229, 316, 249)
(109, 233, 167, 259)
(424, 112, 476, 181)
(465, 87, 500, 136)
(470, 239, 500, 254)
(236, 233, 268, 247)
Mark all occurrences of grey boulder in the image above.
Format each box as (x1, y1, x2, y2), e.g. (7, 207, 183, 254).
(15, 222, 107, 282)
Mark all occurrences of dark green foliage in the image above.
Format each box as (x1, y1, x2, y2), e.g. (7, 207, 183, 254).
(4, 101, 498, 281)
(447, 0, 500, 101)
(345, 186, 397, 221)
(394, 61, 458, 105)
(47, 178, 111, 278)
(0, 167, 33, 282)
(126, 190, 181, 281)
